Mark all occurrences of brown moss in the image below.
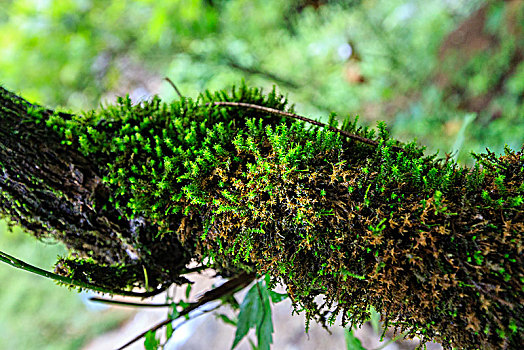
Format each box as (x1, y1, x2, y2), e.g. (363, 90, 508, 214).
(1, 84, 522, 349)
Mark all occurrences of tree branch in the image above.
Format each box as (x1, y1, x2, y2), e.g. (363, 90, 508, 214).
(0, 84, 522, 349)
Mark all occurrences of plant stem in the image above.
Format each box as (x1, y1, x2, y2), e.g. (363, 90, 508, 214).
(0, 249, 163, 298)
(89, 297, 171, 308)
(210, 101, 405, 153)
(117, 271, 255, 349)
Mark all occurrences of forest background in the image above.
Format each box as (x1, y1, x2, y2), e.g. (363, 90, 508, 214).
(0, 0, 522, 349)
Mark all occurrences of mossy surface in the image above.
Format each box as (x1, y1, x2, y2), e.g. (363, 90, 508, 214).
(0, 86, 191, 293)
(1, 84, 522, 349)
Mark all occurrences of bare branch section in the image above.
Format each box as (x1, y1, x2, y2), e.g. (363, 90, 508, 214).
(0, 84, 522, 349)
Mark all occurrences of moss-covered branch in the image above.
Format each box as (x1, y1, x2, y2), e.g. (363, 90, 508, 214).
(0, 84, 522, 349)
(0, 248, 163, 297)
(0, 86, 192, 293)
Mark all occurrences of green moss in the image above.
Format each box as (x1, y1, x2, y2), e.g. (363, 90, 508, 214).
(2, 83, 523, 349)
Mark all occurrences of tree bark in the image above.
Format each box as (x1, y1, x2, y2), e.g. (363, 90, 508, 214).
(0, 85, 522, 349)
(0, 86, 192, 291)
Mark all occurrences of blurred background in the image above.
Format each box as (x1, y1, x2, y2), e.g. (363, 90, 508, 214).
(0, 0, 522, 349)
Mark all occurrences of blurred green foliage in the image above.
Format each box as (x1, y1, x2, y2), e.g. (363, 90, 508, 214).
(0, 0, 522, 347)
(0, 222, 128, 350)
(3, 0, 522, 165)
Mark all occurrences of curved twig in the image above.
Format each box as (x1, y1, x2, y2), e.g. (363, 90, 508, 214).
(116, 271, 256, 350)
(89, 297, 172, 308)
(209, 101, 405, 152)
(0, 249, 164, 298)
(164, 77, 184, 99)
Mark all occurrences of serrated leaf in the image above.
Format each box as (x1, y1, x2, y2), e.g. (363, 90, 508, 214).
(232, 282, 261, 349)
(369, 306, 381, 335)
(231, 281, 274, 350)
(144, 330, 160, 350)
(344, 328, 365, 350)
(256, 282, 273, 350)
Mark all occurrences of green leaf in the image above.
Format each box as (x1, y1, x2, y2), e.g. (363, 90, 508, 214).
(144, 330, 160, 350)
(256, 281, 274, 350)
(264, 274, 288, 303)
(232, 282, 261, 349)
(269, 290, 288, 303)
(165, 322, 173, 341)
(369, 306, 381, 335)
(176, 300, 190, 319)
(217, 313, 237, 326)
(169, 302, 180, 319)
(231, 281, 274, 350)
(185, 283, 192, 299)
(164, 302, 180, 342)
(344, 328, 365, 350)
(178, 300, 190, 309)
(226, 295, 241, 310)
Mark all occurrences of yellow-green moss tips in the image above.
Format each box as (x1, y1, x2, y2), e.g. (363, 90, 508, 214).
(1, 84, 522, 349)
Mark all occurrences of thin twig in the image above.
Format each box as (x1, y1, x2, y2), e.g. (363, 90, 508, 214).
(180, 265, 209, 275)
(371, 330, 409, 350)
(89, 297, 171, 308)
(116, 271, 256, 350)
(164, 77, 184, 99)
(160, 303, 222, 349)
(210, 101, 404, 152)
(0, 249, 163, 298)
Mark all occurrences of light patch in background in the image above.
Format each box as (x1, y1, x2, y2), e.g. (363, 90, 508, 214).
(81, 291, 110, 311)
(129, 87, 152, 104)
(452, 113, 476, 161)
(337, 43, 353, 61)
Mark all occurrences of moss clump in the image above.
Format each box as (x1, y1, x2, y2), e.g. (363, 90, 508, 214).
(192, 94, 523, 349)
(0, 86, 191, 293)
(1, 84, 522, 349)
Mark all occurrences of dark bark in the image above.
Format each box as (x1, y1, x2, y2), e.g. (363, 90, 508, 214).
(0, 85, 522, 349)
(0, 86, 191, 291)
